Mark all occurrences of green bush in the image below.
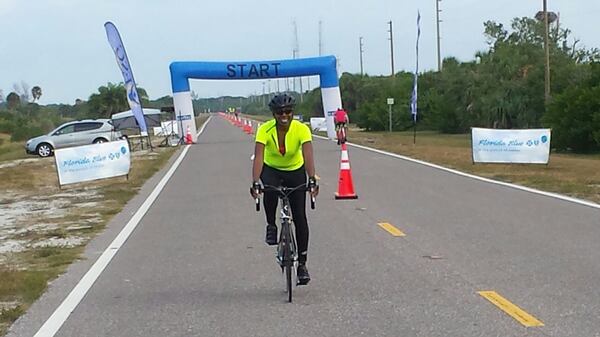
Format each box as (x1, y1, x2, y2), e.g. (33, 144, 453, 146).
(0, 119, 15, 134)
(543, 85, 600, 152)
(10, 124, 44, 142)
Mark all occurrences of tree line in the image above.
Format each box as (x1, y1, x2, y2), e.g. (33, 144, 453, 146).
(294, 17, 600, 152)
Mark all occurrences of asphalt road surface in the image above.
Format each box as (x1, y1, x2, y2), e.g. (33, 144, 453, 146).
(9, 115, 600, 337)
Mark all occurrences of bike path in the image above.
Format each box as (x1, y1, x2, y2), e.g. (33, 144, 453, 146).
(10, 115, 600, 337)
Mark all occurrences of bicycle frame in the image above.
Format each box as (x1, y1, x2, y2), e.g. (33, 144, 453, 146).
(277, 198, 298, 298)
(277, 198, 297, 268)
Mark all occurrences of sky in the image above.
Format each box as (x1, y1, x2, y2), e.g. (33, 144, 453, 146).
(0, 0, 598, 105)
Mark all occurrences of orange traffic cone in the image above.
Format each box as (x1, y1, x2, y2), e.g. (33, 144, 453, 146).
(185, 126, 193, 144)
(335, 143, 358, 199)
(244, 120, 253, 134)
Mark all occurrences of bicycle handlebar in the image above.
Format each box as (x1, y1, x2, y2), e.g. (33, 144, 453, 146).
(254, 183, 316, 212)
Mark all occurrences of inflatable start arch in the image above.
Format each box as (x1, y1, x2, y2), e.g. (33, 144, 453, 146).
(169, 55, 342, 142)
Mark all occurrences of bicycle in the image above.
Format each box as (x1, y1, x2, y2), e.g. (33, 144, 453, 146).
(335, 122, 347, 145)
(254, 183, 315, 303)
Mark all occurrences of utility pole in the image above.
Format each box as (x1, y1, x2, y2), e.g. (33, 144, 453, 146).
(543, 0, 551, 102)
(318, 20, 323, 56)
(292, 50, 297, 92)
(387, 98, 394, 132)
(436, 0, 442, 71)
(293, 20, 303, 101)
(387, 21, 395, 77)
(359, 36, 364, 76)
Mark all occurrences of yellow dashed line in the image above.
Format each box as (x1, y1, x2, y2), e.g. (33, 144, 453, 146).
(377, 222, 406, 237)
(478, 291, 544, 327)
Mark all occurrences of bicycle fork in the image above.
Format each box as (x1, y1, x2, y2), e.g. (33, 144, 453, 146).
(277, 205, 297, 266)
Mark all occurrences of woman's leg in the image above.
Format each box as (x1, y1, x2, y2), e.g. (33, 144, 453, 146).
(260, 165, 281, 243)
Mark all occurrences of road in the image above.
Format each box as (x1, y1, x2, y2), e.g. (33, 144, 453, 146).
(9, 115, 600, 337)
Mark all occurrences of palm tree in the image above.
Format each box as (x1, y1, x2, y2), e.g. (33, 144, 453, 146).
(31, 86, 42, 102)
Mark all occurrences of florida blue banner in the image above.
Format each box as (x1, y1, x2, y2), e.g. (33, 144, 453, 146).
(104, 22, 148, 135)
(410, 11, 421, 122)
(55, 140, 131, 185)
(471, 128, 551, 164)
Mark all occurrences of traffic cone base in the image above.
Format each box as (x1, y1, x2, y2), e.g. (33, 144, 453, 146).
(185, 126, 193, 144)
(335, 192, 358, 199)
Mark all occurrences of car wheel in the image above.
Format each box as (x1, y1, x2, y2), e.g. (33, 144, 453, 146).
(37, 143, 53, 157)
(93, 138, 108, 144)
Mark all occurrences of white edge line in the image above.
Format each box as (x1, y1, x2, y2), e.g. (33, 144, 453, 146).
(33, 116, 212, 337)
(313, 134, 600, 210)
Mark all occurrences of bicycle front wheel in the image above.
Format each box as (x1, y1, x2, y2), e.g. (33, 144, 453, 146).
(282, 223, 293, 303)
(286, 263, 292, 302)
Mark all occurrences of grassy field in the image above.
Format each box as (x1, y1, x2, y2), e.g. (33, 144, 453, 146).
(346, 129, 600, 205)
(0, 116, 208, 335)
(0, 134, 28, 162)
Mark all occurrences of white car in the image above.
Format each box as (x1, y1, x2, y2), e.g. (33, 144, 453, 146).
(25, 119, 123, 157)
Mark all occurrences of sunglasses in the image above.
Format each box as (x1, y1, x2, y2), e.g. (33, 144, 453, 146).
(274, 109, 293, 115)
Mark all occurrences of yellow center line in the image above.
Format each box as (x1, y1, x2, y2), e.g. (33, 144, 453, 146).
(377, 222, 406, 237)
(478, 291, 544, 327)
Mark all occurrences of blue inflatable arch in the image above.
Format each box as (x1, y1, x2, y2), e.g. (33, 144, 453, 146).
(169, 55, 342, 142)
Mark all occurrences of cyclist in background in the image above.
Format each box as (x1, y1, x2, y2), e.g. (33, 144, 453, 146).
(334, 108, 349, 145)
(250, 93, 319, 285)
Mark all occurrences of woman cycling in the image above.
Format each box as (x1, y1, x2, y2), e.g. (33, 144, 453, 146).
(334, 108, 349, 145)
(250, 93, 318, 285)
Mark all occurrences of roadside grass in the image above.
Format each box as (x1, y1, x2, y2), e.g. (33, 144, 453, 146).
(0, 157, 55, 191)
(0, 247, 83, 334)
(347, 129, 600, 204)
(0, 134, 27, 162)
(0, 116, 208, 335)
